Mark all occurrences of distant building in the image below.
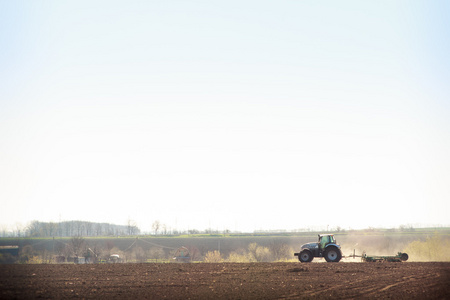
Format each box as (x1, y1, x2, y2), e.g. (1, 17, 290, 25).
(0, 246, 20, 263)
(0, 246, 19, 257)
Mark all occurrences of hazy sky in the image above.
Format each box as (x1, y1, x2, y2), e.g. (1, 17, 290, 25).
(1, 1, 449, 233)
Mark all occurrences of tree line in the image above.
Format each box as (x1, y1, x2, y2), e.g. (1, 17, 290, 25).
(24, 220, 141, 237)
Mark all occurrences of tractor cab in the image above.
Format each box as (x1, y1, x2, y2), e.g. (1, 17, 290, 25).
(319, 234, 337, 250)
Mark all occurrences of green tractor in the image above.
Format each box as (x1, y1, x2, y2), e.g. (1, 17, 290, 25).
(294, 234, 342, 263)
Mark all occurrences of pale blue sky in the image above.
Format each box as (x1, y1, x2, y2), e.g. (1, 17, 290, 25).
(1, 1, 449, 233)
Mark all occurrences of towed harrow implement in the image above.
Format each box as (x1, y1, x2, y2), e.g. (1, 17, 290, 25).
(361, 252, 409, 262)
(346, 250, 409, 262)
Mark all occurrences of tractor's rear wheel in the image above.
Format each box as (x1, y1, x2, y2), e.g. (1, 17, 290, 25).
(298, 250, 313, 263)
(400, 253, 409, 261)
(324, 247, 342, 262)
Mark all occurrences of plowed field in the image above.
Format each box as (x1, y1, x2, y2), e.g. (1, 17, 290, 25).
(1, 262, 449, 299)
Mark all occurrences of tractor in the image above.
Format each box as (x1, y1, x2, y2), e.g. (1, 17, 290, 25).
(294, 234, 342, 263)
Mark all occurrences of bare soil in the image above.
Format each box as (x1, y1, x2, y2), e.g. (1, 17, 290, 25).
(1, 262, 449, 299)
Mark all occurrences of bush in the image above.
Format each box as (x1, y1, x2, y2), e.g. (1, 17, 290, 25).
(227, 250, 251, 262)
(270, 243, 293, 262)
(247, 243, 273, 262)
(255, 246, 272, 262)
(28, 256, 44, 264)
(204, 250, 223, 262)
(0, 253, 17, 264)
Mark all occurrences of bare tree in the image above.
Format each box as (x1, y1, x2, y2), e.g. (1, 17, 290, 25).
(95, 223, 103, 236)
(0, 225, 8, 237)
(152, 220, 161, 235)
(127, 219, 138, 235)
(26, 221, 41, 237)
(148, 247, 165, 262)
(70, 236, 85, 256)
(132, 246, 146, 263)
(85, 222, 93, 236)
(15, 222, 24, 237)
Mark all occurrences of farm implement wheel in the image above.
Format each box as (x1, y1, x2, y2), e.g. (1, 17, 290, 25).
(324, 246, 342, 262)
(298, 250, 313, 263)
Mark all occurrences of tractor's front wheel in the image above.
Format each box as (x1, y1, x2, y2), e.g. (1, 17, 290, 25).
(298, 250, 313, 263)
(324, 247, 342, 262)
